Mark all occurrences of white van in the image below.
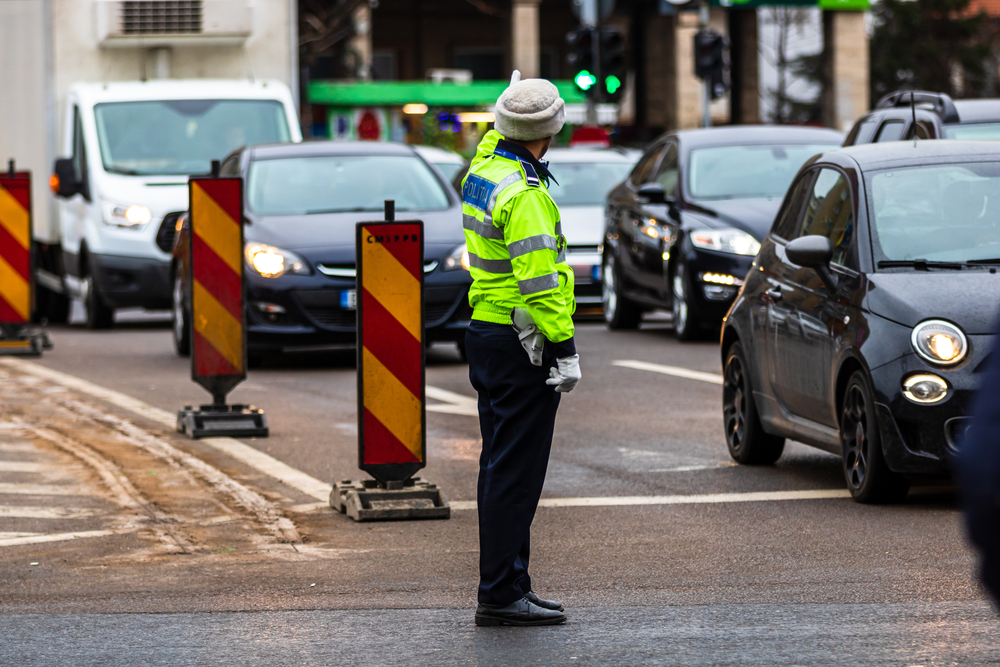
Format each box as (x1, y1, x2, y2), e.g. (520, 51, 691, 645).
(50, 79, 301, 328)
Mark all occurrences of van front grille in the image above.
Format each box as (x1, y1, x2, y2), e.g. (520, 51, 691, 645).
(122, 1, 202, 34)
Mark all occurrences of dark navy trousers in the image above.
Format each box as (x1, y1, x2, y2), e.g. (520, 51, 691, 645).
(466, 320, 561, 606)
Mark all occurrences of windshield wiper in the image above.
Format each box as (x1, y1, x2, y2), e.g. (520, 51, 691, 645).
(877, 259, 965, 270)
(305, 207, 375, 214)
(965, 258, 1000, 265)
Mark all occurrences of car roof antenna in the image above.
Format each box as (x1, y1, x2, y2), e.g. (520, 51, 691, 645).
(910, 91, 919, 143)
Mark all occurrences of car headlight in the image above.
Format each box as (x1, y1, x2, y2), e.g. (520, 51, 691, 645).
(101, 200, 151, 228)
(911, 319, 968, 365)
(443, 243, 471, 271)
(244, 243, 312, 278)
(689, 228, 761, 256)
(902, 374, 949, 404)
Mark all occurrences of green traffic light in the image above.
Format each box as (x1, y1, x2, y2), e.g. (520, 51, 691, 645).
(574, 70, 596, 91)
(605, 75, 621, 94)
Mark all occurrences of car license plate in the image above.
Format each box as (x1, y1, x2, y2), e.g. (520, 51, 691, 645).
(340, 289, 356, 310)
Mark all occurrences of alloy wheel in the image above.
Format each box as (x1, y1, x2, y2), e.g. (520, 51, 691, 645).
(723, 354, 747, 452)
(172, 274, 186, 344)
(602, 255, 618, 323)
(672, 264, 688, 334)
(841, 384, 869, 490)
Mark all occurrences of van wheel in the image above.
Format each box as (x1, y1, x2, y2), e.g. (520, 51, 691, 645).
(840, 371, 910, 503)
(172, 271, 190, 357)
(83, 271, 114, 330)
(723, 342, 785, 464)
(602, 252, 642, 330)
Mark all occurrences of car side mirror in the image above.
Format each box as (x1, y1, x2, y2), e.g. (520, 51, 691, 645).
(51, 158, 79, 198)
(637, 182, 667, 204)
(785, 235, 839, 292)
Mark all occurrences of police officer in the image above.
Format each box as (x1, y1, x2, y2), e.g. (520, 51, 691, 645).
(461, 72, 581, 627)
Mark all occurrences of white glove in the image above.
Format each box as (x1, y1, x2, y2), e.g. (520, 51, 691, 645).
(546, 355, 581, 393)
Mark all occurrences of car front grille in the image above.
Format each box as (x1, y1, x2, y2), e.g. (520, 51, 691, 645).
(293, 288, 467, 330)
(156, 212, 183, 253)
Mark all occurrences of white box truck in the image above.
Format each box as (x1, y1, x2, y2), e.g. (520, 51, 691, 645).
(0, 0, 300, 328)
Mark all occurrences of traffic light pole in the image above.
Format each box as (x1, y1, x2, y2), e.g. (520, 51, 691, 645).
(700, 0, 711, 128)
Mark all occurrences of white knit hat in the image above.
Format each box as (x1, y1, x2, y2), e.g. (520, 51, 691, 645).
(494, 70, 566, 142)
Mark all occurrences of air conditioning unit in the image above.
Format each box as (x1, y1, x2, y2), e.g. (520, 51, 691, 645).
(96, 0, 252, 47)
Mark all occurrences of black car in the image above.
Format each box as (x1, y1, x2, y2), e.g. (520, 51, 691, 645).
(171, 141, 472, 358)
(720, 140, 1000, 503)
(843, 91, 1000, 146)
(602, 126, 843, 339)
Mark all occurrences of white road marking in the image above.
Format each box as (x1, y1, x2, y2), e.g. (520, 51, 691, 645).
(613, 360, 723, 385)
(449, 489, 850, 511)
(0, 505, 98, 519)
(0, 483, 88, 496)
(426, 386, 479, 417)
(0, 461, 49, 473)
(0, 532, 40, 540)
(0, 528, 125, 548)
(0, 443, 36, 453)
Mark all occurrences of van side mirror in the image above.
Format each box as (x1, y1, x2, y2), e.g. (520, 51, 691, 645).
(637, 182, 667, 204)
(52, 158, 79, 198)
(785, 235, 838, 291)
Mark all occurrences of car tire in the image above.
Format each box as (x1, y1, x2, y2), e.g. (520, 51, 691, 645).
(840, 370, 911, 503)
(723, 342, 785, 464)
(602, 252, 642, 330)
(82, 268, 114, 330)
(672, 257, 703, 341)
(172, 270, 190, 357)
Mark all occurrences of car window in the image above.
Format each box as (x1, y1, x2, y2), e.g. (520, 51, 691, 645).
(844, 119, 873, 146)
(651, 144, 679, 196)
(630, 144, 666, 185)
(771, 171, 816, 241)
(220, 155, 240, 176)
(942, 122, 1000, 140)
(71, 106, 90, 198)
(793, 168, 855, 267)
(547, 162, 634, 207)
(875, 121, 906, 143)
(911, 121, 936, 139)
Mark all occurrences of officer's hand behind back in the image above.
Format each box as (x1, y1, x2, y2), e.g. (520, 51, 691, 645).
(547, 355, 581, 393)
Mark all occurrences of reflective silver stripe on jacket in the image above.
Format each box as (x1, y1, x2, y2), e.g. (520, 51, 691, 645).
(508, 234, 558, 259)
(468, 253, 513, 274)
(555, 221, 562, 235)
(484, 172, 524, 224)
(463, 214, 505, 241)
(518, 272, 560, 296)
(556, 249, 566, 263)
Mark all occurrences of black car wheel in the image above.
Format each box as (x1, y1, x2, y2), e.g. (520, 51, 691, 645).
(840, 371, 911, 503)
(82, 267, 114, 330)
(172, 270, 190, 357)
(723, 342, 785, 464)
(672, 257, 702, 341)
(602, 252, 642, 330)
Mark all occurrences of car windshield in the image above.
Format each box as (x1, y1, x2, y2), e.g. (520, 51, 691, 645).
(687, 144, 836, 200)
(546, 162, 634, 206)
(248, 155, 451, 215)
(433, 161, 465, 183)
(94, 100, 290, 176)
(869, 163, 1000, 264)
(942, 123, 1000, 140)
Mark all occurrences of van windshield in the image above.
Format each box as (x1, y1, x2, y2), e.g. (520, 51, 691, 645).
(94, 100, 290, 176)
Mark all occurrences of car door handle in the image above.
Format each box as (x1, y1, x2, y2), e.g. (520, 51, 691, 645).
(765, 288, 783, 301)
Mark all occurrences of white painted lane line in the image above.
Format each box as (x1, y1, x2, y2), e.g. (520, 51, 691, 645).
(426, 386, 479, 417)
(0, 443, 36, 453)
(0, 528, 125, 548)
(449, 489, 850, 511)
(0, 532, 40, 540)
(0, 505, 98, 519)
(613, 360, 723, 385)
(1, 358, 333, 504)
(0, 461, 48, 473)
(0, 483, 88, 496)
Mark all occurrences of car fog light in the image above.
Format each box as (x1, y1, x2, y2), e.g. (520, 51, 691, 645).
(902, 374, 949, 404)
(700, 272, 743, 286)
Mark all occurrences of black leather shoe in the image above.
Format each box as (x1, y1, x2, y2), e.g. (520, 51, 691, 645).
(526, 591, 564, 612)
(475, 596, 567, 626)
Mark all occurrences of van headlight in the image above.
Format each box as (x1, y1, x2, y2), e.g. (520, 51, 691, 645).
(101, 200, 151, 228)
(245, 243, 311, 278)
(911, 319, 967, 365)
(689, 228, 761, 256)
(443, 243, 471, 271)
(902, 374, 949, 404)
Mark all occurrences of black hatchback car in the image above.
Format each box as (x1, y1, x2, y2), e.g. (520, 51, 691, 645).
(720, 140, 1000, 503)
(603, 126, 842, 340)
(170, 141, 472, 358)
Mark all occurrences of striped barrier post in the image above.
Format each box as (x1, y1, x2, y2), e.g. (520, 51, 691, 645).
(330, 200, 449, 521)
(0, 161, 47, 356)
(177, 167, 267, 439)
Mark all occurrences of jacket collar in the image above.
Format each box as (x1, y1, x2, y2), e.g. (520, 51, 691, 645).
(494, 138, 558, 186)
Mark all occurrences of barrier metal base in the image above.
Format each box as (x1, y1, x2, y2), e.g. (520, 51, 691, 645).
(0, 330, 49, 356)
(331, 477, 450, 521)
(177, 404, 268, 439)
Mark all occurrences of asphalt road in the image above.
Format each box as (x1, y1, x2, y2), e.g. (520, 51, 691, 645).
(0, 308, 995, 664)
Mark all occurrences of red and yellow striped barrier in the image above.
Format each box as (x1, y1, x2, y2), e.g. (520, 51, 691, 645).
(189, 177, 245, 395)
(356, 221, 426, 482)
(0, 172, 31, 325)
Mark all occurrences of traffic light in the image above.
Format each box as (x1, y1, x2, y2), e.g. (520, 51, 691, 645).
(567, 27, 597, 96)
(598, 26, 625, 103)
(693, 29, 729, 101)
